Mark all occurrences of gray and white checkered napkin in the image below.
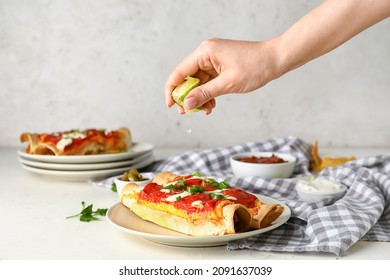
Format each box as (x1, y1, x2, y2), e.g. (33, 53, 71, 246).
(146, 136, 390, 256)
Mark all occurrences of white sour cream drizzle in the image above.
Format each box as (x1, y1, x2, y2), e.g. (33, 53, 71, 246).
(56, 131, 86, 150)
(160, 189, 171, 193)
(56, 138, 73, 151)
(164, 191, 191, 202)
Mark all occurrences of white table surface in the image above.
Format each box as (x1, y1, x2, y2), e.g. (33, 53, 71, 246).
(1, 146, 389, 260)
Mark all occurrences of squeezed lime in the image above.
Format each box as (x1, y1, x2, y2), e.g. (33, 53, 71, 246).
(171, 76, 202, 113)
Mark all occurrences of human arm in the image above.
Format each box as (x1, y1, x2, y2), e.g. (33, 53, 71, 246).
(164, 0, 390, 114)
(274, 0, 390, 74)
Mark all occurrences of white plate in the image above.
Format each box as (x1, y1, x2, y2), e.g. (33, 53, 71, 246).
(19, 156, 155, 181)
(106, 194, 291, 247)
(18, 151, 153, 171)
(17, 142, 154, 164)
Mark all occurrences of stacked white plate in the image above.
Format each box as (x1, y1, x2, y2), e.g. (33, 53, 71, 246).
(17, 142, 155, 182)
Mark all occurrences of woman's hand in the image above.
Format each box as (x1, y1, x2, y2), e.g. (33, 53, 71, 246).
(164, 38, 281, 115)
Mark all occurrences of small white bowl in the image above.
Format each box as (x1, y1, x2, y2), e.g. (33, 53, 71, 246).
(230, 152, 296, 178)
(295, 177, 347, 203)
(114, 172, 154, 198)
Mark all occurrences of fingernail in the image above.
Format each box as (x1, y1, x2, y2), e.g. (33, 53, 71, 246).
(184, 97, 197, 110)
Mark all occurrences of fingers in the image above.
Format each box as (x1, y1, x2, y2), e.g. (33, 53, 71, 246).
(174, 98, 216, 115)
(202, 98, 216, 115)
(175, 98, 216, 115)
(183, 73, 230, 111)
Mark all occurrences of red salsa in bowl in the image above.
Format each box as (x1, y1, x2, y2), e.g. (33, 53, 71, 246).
(236, 154, 287, 164)
(230, 152, 296, 178)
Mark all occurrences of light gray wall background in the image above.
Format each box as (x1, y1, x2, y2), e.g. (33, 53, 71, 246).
(1, 0, 389, 149)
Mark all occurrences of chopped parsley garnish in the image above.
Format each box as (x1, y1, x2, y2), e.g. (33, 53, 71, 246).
(210, 180, 230, 189)
(163, 184, 176, 189)
(66, 201, 108, 222)
(193, 171, 202, 177)
(175, 196, 182, 201)
(186, 186, 204, 194)
(162, 176, 231, 197)
(163, 179, 186, 191)
(111, 183, 117, 192)
(176, 179, 186, 188)
(210, 193, 226, 200)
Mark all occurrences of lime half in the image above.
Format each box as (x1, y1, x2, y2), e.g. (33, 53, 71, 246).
(171, 76, 202, 113)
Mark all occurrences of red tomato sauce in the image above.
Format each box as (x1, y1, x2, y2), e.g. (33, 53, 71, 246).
(42, 134, 62, 145)
(174, 193, 218, 213)
(221, 188, 257, 208)
(139, 183, 171, 202)
(138, 176, 257, 214)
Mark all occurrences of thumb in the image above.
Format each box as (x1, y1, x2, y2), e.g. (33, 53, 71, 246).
(183, 76, 229, 110)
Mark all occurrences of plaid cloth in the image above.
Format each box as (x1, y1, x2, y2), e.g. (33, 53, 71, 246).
(145, 136, 390, 256)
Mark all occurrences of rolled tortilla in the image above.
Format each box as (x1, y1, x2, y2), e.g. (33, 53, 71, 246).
(222, 203, 252, 234)
(251, 204, 284, 229)
(20, 133, 57, 155)
(121, 182, 252, 236)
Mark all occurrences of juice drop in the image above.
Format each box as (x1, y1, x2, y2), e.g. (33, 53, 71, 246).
(185, 115, 192, 134)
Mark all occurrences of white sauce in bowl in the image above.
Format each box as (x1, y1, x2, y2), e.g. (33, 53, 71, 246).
(296, 178, 344, 194)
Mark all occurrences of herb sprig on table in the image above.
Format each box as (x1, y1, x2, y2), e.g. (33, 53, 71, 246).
(66, 201, 108, 222)
(111, 182, 117, 192)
